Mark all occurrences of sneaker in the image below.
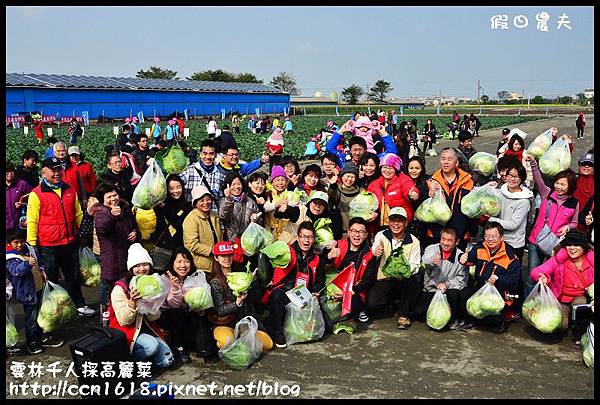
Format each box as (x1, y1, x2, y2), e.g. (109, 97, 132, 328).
(274, 333, 287, 349)
(41, 335, 64, 348)
(448, 320, 461, 330)
(77, 305, 96, 317)
(358, 311, 370, 324)
(459, 322, 475, 331)
(493, 321, 507, 334)
(7, 346, 22, 356)
(27, 342, 44, 355)
(176, 347, 191, 363)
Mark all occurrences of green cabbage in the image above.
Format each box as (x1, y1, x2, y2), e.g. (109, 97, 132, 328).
(580, 332, 590, 349)
(221, 342, 254, 370)
(587, 284, 594, 300)
(583, 344, 594, 368)
(284, 307, 323, 343)
(6, 320, 18, 348)
(155, 145, 189, 174)
(349, 191, 379, 219)
(133, 275, 162, 298)
(184, 287, 212, 311)
(80, 257, 101, 288)
(539, 139, 571, 177)
(322, 298, 342, 323)
(466, 290, 505, 319)
(529, 306, 563, 334)
(382, 247, 412, 279)
(527, 130, 553, 159)
(332, 322, 354, 334)
(461, 188, 501, 218)
(469, 152, 496, 177)
(132, 176, 167, 209)
(325, 273, 342, 299)
(314, 218, 334, 248)
(240, 223, 274, 256)
(426, 294, 452, 330)
(260, 241, 292, 268)
(285, 190, 308, 207)
(415, 192, 452, 225)
(37, 290, 77, 333)
(226, 264, 253, 297)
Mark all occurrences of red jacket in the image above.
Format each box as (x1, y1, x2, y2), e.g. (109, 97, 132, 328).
(332, 239, 374, 303)
(72, 159, 97, 196)
(367, 173, 418, 222)
(62, 160, 84, 199)
(573, 174, 593, 212)
(33, 182, 79, 247)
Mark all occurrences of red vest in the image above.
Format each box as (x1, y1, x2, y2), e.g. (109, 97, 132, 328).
(332, 239, 373, 303)
(261, 247, 320, 304)
(33, 183, 78, 247)
(108, 280, 165, 353)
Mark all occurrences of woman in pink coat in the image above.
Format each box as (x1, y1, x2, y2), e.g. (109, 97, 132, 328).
(530, 231, 594, 338)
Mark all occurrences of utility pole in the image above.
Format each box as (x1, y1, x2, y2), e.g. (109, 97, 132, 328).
(477, 79, 481, 104)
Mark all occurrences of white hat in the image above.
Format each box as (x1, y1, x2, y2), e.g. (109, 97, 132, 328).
(127, 243, 153, 270)
(308, 191, 329, 205)
(191, 185, 212, 205)
(388, 207, 408, 219)
(68, 146, 81, 155)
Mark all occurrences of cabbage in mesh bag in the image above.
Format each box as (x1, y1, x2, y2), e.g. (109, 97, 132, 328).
(426, 290, 452, 330)
(539, 138, 571, 177)
(466, 282, 505, 319)
(460, 185, 502, 218)
(521, 281, 563, 333)
(414, 188, 452, 225)
(469, 152, 497, 177)
(349, 191, 379, 220)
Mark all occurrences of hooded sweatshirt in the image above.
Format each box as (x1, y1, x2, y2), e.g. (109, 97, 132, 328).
(487, 183, 533, 249)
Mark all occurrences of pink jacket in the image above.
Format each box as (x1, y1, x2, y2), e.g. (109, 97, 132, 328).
(530, 248, 594, 301)
(160, 274, 184, 309)
(527, 162, 579, 244)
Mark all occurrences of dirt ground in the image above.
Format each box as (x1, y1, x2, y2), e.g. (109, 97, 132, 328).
(5, 115, 594, 399)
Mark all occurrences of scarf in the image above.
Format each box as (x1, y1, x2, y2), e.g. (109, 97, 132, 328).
(199, 160, 215, 174)
(232, 193, 246, 203)
(43, 178, 63, 190)
(504, 148, 523, 162)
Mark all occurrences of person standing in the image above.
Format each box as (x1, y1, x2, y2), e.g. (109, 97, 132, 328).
(6, 162, 33, 232)
(575, 112, 586, 139)
(231, 115, 241, 134)
(67, 118, 83, 145)
(572, 152, 594, 212)
(33, 116, 44, 145)
(207, 116, 218, 138)
(151, 117, 162, 143)
(68, 146, 97, 198)
(16, 150, 40, 189)
(26, 157, 95, 317)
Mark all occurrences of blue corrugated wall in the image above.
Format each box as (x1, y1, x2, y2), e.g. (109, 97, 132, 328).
(6, 88, 290, 118)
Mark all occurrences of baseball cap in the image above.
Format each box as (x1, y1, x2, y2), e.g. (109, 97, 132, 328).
(388, 207, 408, 219)
(502, 128, 511, 135)
(308, 191, 329, 205)
(42, 157, 63, 169)
(68, 146, 81, 156)
(212, 241, 235, 256)
(578, 152, 594, 166)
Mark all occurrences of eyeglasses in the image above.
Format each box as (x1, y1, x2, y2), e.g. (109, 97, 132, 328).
(298, 235, 315, 241)
(348, 229, 367, 236)
(506, 173, 520, 180)
(484, 235, 500, 240)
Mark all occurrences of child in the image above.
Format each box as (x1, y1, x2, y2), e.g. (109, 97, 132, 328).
(6, 228, 63, 354)
(266, 128, 285, 163)
(283, 117, 293, 134)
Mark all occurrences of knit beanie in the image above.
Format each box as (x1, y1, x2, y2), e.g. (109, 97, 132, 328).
(380, 153, 403, 172)
(127, 243, 153, 271)
(270, 165, 287, 181)
(341, 161, 359, 177)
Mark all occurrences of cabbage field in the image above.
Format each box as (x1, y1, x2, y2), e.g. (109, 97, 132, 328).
(5, 114, 543, 173)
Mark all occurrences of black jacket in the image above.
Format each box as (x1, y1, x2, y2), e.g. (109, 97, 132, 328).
(98, 170, 134, 203)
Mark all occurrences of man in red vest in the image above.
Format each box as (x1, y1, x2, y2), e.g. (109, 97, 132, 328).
(327, 217, 378, 323)
(262, 221, 326, 348)
(26, 157, 95, 317)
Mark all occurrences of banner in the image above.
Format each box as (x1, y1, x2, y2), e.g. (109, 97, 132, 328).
(336, 106, 340, 116)
(137, 111, 144, 124)
(400, 106, 404, 115)
(5, 115, 82, 124)
(255, 107, 261, 117)
(184, 109, 189, 121)
(221, 108, 226, 120)
(436, 105, 440, 116)
(82, 111, 89, 127)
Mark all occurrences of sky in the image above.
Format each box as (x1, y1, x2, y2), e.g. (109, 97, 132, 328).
(5, 6, 594, 99)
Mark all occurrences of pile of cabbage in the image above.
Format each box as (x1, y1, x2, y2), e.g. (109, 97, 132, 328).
(426, 291, 452, 330)
(461, 185, 502, 218)
(284, 298, 325, 344)
(466, 283, 505, 319)
(415, 188, 452, 225)
(226, 263, 254, 297)
(382, 246, 412, 279)
(132, 161, 168, 209)
(349, 191, 379, 220)
(37, 282, 77, 333)
(580, 323, 594, 368)
(526, 128, 554, 159)
(260, 241, 292, 268)
(539, 138, 571, 177)
(521, 282, 563, 333)
(6, 315, 18, 348)
(79, 247, 101, 288)
(240, 222, 274, 256)
(155, 145, 189, 175)
(314, 218, 334, 248)
(469, 152, 496, 177)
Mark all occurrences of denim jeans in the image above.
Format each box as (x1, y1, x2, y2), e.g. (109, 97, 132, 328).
(23, 303, 43, 344)
(39, 243, 85, 308)
(132, 333, 174, 368)
(525, 242, 548, 297)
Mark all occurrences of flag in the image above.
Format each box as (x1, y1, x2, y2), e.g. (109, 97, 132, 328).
(221, 108, 226, 120)
(400, 105, 404, 115)
(255, 107, 261, 117)
(329, 263, 356, 317)
(137, 111, 144, 124)
(184, 109, 189, 121)
(82, 111, 89, 127)
(336, 106, 339, 116)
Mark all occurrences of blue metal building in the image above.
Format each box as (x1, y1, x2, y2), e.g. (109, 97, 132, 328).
(6, 73, 290, 119)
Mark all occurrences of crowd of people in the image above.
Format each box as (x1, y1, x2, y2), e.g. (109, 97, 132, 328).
(6, 112, 595, 373)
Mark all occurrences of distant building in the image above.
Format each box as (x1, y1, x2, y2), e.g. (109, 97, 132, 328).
(290, 96, 338, 106)
(508, 92, 523, 101)
(583, 89, 594, 99)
